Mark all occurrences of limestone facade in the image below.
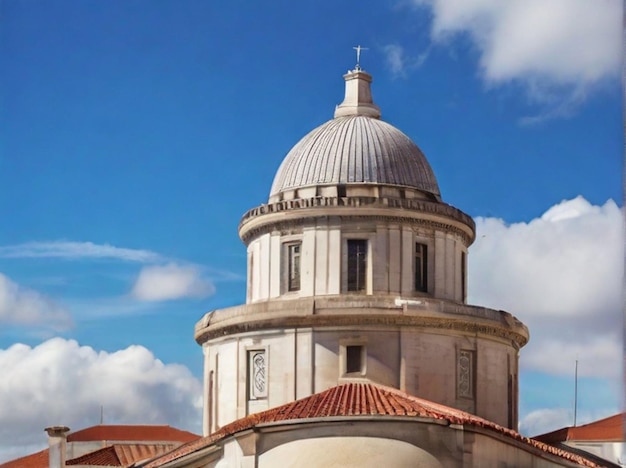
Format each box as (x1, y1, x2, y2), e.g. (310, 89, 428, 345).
(197, 295, 527, 434)
(205, 421, 588, 468)
(143, 383, 600, 467)
(195, 67, 529, 438)
(241, 193, 473, 303)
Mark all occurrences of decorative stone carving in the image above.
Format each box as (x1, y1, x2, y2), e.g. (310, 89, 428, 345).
(249, 350, 267, 399)
(458, 350, 474, 398)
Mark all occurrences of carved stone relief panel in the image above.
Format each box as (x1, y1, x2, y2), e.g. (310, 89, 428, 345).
(248, 350, 267, 399)
(457, 349, 475, 399)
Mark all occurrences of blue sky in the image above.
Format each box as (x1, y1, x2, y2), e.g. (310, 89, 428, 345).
(0, 0, 622, 459)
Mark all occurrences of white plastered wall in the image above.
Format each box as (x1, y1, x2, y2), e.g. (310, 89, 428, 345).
(203, 327, 516, 434)
(260, 436, 443, 468)
(246, 221, 468, 303)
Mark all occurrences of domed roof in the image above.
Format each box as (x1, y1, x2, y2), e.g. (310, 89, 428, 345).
(270, 115, 440, 197)
(270, 69, 440, 199)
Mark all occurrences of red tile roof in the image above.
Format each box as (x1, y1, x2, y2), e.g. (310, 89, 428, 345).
(67, 445, 120, 466)
(535, 413, 625, 444)
(0, 425, 199, 468)
(66, 443, 178, 466)
(0, 448, 48, 468)
(67, 425, 198, 443)
(146, 382, 602, 467)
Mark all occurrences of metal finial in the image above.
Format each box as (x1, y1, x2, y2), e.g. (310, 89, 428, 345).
(353, 45, 369, 70)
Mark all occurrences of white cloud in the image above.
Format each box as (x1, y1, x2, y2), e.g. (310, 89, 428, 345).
(416, 0, 621, 84)
(131, 263, 215, 302)
(383, 44, 407, 77)
(0, 241, 162, 263)
(0, 338, 202, 461)
(519, 407, 572, 436)
(382, 44, 430, 78)
(411, 0, 621, 112)
(0, 273, 72, 331)
(468, 196, 622, 379)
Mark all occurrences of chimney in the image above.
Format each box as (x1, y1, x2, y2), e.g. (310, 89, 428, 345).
(45, 426, 70, 468)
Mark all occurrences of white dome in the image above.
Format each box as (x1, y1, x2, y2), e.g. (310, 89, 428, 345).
(269, 69, 440, 200)
(270, 115, 440, 198)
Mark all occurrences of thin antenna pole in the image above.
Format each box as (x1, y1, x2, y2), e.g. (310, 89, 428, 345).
(100, 405, 104, 425)
(574, 360, 578, 426)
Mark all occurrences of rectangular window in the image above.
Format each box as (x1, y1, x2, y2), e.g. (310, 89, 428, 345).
(248, 350, 267, 400)
(247, 252, 254, 302)
(461, 251, 467, 301)
(287, 243, 301, 291)
(457, 350, 475, 399)
(346, 345, 363, 374)
(507, 355, 517, 429)
(415, 243, 428, 292)
(347, 240, 367, 292)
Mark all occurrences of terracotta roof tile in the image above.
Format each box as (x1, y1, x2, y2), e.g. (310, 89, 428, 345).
(145, 383, 602, 468)
(66, 443, 178, 466)
(0, 448, 48, 468)
(113, 444, 179, 466)
(67, 425, 198, 443)
(0, 425, 199, 468)
(67, 445, 121, 466)
(535, 413, 625, 443)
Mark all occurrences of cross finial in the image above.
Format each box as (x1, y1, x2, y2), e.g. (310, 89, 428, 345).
(353, 45, 368, 70)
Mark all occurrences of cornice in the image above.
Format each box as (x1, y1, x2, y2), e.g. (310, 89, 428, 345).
(244, 216, 473, 245)
(238, 196, 475, 245)
(194, 297, 529, 348)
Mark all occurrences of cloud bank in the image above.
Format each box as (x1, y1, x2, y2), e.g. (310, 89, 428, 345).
(518, 407, 574, 437)
(397, 0, 621, 119)
(0, 273, 72, 331)
(382, 44, 430, 78)
(468, 196, 622, 379)
(0, 241, 161, 263)
(131, 263, 215, 301)
(414, 0, 621, 87)
(0, 338, 202, 461)
(1, 241, 227, 305)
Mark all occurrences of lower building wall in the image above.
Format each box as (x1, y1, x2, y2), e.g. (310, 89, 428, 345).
(259, 436, 444, 468)
(196, 420, 578, 468)
(214, 439, 247, 468)
(567, 441, 624, 466)
(203, 324, 519, 434)
(468, 432, 574, 468)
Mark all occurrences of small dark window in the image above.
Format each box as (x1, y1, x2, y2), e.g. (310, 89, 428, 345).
(337, 185, 347, 198)
(415, 243, 428, 292)
(508, 374, 514, 428)
(346, 345, 363, 373)
(287, 243, 301, 291)
(248, 253, 254, 301)
(347, 240, 367, 292)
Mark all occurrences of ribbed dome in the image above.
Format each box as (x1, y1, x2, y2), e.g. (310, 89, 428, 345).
(270, 69, 440, 199)
(270, 115, 441, 198)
